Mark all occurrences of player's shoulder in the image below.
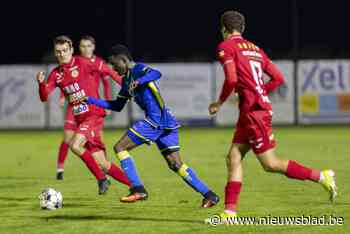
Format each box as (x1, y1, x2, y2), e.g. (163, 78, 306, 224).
(134, 62, 147, 70)
(133, 62, 150, 74)
(48, 66, 63, 81)
(92, 55, 105, 64)
(217, 39, 233, 51)
(48, 65, 61, 76)
(71, 55, 84, 67)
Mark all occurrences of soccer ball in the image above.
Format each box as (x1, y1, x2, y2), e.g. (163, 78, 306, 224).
(38, 188, 63, 210)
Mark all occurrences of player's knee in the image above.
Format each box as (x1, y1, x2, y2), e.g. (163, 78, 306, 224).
(64, 135, 73, 144)
(70, 141, 82, 155)
(113, 143, 125, 153)
(99, 161, 108, 172)
(262, 161, 280, 173)
(227, 152, 241, 166)
(166, 156, 182, 172)
(169, 161, 182, 172)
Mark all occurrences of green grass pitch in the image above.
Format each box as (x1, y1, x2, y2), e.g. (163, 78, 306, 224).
(0, 127, 349, 234)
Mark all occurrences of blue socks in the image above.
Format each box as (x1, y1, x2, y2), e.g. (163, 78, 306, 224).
(116, 151, 143, 187)
(178, 164, 210, 195)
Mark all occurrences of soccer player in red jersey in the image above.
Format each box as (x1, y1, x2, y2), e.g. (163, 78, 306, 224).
(207, 11, 337, 222)
(37, 36, 131, 194)
(56, 35, 113, 180)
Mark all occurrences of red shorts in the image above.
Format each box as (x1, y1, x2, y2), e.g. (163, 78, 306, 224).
(76, 117, 106, 153)
(64, 106, 77, 131)
(233, 110, 276, 154)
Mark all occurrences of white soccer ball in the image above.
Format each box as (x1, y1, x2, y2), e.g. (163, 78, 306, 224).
(39, 188, 63, 210)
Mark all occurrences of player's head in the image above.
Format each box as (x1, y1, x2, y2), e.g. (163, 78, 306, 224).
(79, 35, 96, 58)
(220, 10, 245, 39)
(110, 44, 133, 75)
(53, 35, 74, 64)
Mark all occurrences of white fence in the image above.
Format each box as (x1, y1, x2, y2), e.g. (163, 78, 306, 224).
(0, 61, 349, 129)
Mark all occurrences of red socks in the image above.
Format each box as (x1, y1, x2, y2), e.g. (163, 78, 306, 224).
(80, 150, 106, 180)
(57, 142, 69, 170)
(285, 160, 320, 182)
(108, 164, 131, 187)
(225, 181, 242, 212)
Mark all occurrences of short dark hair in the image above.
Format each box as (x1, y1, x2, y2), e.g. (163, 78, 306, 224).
(111, 44, 133, 60)
(220, 10, 245, 34)
(53, 35, 73, 48)
(80, 35, 96, 45)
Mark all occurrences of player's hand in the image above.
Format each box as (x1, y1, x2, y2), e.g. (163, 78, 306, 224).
(79, 96, 89, 104)
(36, 71, 45, 83)
(129, 80, 139, 92)
(208, 101, 222, 116)
(71, 96, 88, 105)
(59, 97, 65, 108)
(105, 110, 112, 116)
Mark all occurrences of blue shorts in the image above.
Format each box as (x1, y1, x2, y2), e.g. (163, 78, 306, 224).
(127, 120, 180, 155)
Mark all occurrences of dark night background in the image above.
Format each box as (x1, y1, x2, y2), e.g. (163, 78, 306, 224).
(0, 1, 348, 64)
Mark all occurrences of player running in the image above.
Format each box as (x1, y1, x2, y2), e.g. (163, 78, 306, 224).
(85, 44, 220, 207)
(206, 11, 337, 223)
(37, 36, 131, 194)
(56, 35, 113, 180)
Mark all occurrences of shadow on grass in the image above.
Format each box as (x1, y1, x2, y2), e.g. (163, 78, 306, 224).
(0, 196, 32, 202)
(40, 215, 203, 224)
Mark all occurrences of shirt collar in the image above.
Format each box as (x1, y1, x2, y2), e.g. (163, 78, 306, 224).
(60, 57, 75, 70)
(229, 35, 243, 40)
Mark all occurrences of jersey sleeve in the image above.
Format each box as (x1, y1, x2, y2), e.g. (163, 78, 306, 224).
(261, 50, 284, 93)
(98, 60, 122, 86)
(136, 63, 162, 85)
(87, 96, 127, 112)
(217, 42, 235, 65)
(38, 70, 57, 102)
(216, 43, 238, 103)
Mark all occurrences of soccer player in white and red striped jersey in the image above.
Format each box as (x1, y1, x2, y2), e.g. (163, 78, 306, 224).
(206, 11, 337, 223)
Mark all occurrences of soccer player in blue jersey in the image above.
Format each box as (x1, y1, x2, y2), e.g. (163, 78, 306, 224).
(85, 44, 219, 207)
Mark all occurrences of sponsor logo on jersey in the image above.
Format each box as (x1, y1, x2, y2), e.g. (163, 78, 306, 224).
(73, 103, 89, 115)
(71, 69, 79, 78)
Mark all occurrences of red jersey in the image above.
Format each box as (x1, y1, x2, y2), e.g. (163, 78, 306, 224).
(216, 35, 284, 115)
(59, 55, 120, 100)
(39, 56, 122, 122)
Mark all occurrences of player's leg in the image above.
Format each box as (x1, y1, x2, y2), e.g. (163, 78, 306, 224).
(156, 128, 219, 208)
(69, 130, 109, 195)
(89, 118, 131, 187)
(256, 148, 337, 202)
(206, 142, 250, 224)
(91, 148, 131, 187)
(113, 122, 153, 202)
(249, 110, 336, 202)
(223, 143, 250, 216)
(56, 106, 77, 180)
(56, 129, 74, 180)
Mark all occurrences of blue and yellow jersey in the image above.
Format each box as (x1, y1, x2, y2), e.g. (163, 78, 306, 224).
(88, 62, 180, 130)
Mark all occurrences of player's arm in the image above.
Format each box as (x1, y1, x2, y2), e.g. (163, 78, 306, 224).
(87, 95, 128, 112)
(98, 60, 122, 86)
(58, 90, 65, 108)
(137, 65, 161, 85)
(101, 76, 112, 100)
(37, 71, 56, 102)
(262, 52, 284, 94)
(209, 45, 237, 115)
(129, 64, 161, 91)
(263, 62, 285, 94)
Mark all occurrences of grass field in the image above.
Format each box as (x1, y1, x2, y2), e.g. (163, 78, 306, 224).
(0, 127, 349, 234)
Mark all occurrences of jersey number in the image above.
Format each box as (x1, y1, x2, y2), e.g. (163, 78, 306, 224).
(249, 60, 270, 103)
